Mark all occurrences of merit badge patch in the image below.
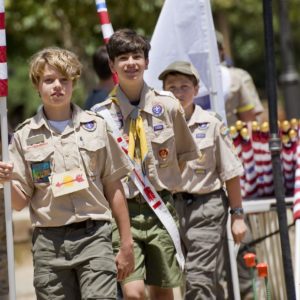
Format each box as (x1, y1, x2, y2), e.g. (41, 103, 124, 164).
(31, 161, 51, 183)
(152, 104, 164, 117)
(153, 124, 164, 132)
(158, 148, 169, 160)
(82, 121, 96, 132)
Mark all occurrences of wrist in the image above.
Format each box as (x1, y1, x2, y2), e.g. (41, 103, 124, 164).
(229, 207, 244, 216)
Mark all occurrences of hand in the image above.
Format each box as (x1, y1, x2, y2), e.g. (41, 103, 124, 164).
(115, 241, 135, 281)
(0, 161, 13, 183)
(231, 216, 247, 244)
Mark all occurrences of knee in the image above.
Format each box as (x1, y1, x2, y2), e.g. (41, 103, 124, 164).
(123, 288, 145, 300)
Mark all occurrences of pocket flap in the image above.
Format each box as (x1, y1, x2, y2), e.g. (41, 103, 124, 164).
(80, 139, 106, 152)
(152, 128, 174, 144)
(197, 138, 214, 150)
(90, 258, 116, 274)
(24, 145, 54, 162)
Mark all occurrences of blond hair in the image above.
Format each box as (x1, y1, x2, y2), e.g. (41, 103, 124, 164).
(29, 47, 82, 88)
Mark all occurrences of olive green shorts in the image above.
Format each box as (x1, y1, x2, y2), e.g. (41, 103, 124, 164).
(112, 193, 182, 288)
(32, 220, 117, 300)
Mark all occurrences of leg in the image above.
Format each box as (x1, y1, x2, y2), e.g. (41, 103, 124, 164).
(112, 202, 147, 300)
(176, 192, 228, 300)
(148, 286, 174, 300)
(76, 221, 117, 300)
(32, 227, 80, 300)
(122, 280, 146, 300)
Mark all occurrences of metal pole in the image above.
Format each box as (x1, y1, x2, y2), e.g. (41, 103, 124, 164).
(262, 0, 296, 299)
(277, 0, 300, 119)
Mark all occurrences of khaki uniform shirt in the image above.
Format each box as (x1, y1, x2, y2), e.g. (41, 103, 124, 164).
(94, 83, 198, 198)
(178, 105, 244, 194)
(10, 104, 131, 227)
(225, 67, 264, 126)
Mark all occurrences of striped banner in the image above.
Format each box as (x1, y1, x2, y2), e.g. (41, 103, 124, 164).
(95, 0, 118, 83)
(293, 136, 300, 220)
(0, 1, 7, 97)
(95, 0, 114, 43)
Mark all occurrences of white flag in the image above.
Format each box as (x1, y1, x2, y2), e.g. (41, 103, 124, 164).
(144, 0, 226, 121)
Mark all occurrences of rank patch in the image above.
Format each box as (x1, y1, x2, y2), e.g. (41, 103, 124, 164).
(158, 148, 169, 160)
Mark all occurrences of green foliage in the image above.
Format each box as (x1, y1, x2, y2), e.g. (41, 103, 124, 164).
(3, 0, 300, 123)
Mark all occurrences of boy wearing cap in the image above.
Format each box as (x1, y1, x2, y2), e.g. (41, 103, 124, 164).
(159, 60, 247, 299)
(92, 29, 199, 300)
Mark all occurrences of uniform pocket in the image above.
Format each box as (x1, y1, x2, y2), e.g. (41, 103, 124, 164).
(79, 139, 106, 177)
(192, 138, 215, 169)
(151, 128, 176, 165)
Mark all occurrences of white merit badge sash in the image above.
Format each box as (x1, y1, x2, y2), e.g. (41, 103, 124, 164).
(93, 103, 185, 270)
(51, 168, 89, 197)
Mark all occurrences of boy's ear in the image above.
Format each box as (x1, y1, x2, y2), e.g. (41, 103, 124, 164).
(145, 58, 149, 70)
(194, 84, 200, 96)
(108, 59, 115, 73)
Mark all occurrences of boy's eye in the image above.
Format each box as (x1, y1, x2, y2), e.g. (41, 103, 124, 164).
(44, 78, 53, 84)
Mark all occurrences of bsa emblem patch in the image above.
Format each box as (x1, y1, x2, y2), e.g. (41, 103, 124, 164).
(158, 148, 169, 160)
(199, 123, 209, 129)
(152, 104, 164, 117)
(83, 121, 96, 132)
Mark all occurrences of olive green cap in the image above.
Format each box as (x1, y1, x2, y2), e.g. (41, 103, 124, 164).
(158, 60, 200, 83)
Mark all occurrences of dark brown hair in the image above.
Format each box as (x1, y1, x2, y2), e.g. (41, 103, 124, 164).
(106, 28, 151, 61)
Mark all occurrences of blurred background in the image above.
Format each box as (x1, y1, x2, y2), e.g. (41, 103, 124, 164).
(5, 0, 300, 128)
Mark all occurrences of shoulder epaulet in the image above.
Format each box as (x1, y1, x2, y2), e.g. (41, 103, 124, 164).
(85, 110, 97, 116)
(209, 111, 224, 122)
(14, 118, 31, 132)
(90, 98, 113, 113)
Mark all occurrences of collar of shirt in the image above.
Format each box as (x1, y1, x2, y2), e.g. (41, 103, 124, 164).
(28, 104, 96, 134)
(115, 82, 158, 120)
(188, 104, 211, 127)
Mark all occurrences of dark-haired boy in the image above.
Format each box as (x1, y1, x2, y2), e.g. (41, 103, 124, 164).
(92, 29, 198, 300)
(159, 60, 247, 299)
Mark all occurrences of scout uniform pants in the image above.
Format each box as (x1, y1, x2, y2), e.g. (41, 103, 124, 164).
(174, 189, 229, 300)
(32, 220, 116, 300)
(112, 190, 182, 288)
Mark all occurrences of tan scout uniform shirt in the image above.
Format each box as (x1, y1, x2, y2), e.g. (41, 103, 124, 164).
(95, 82, 198, 199)
(9, 104, 131, 227)
(178, 105, 244, 194)
(225, 67, 264, 126)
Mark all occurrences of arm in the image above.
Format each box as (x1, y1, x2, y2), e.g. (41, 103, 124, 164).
(238, 109, 257, 123)
(225, 176, 247, 244)
(0, 162, 29, 211)
(104, 179, 134, 281)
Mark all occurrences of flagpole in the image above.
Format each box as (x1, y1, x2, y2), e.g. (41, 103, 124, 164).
(0, 1, 17, 299)
(262, 0, 296, 299)
(95, 0, 118, 84)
